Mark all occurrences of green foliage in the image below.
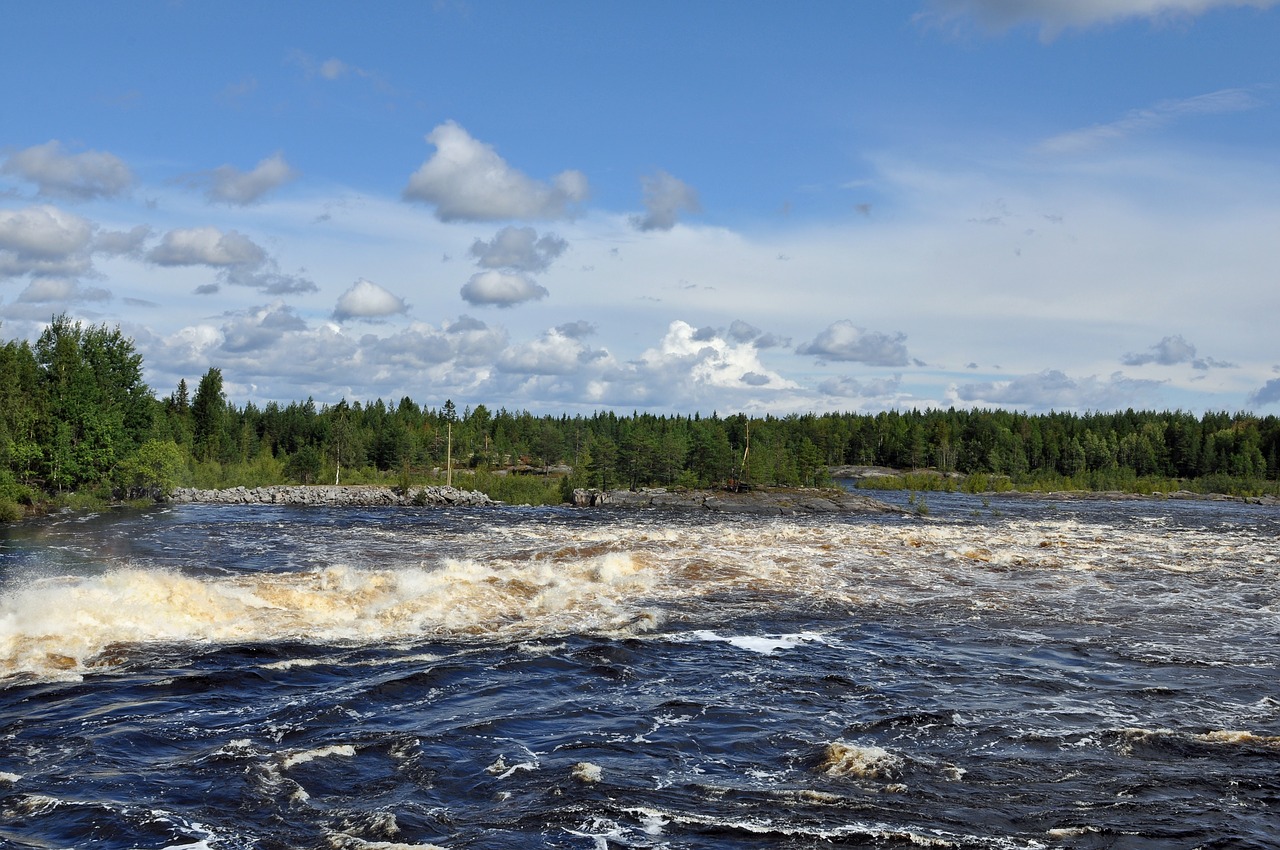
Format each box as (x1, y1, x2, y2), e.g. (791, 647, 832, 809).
(32, 315, 153, 490)
(191, 367, 227, 462)
(55, 490, 111, 513)
(116, 439, 186, 499)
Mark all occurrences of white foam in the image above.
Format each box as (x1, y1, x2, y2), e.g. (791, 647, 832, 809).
(571, 762, 603, 783)
(1194, 730, 1280, 748)
(282, 744, 355, 769)
(819, 741, 904, 781)
(684, 630, 825, 655)
(617, 805, 958, 845)
(0, 550, 655, 682)
(328, 835, 449, 850)
(484, 755, 538, 779)
(260, 658, 323, 671)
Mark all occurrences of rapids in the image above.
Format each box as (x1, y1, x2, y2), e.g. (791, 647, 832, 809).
(1, 495, 1277, 848)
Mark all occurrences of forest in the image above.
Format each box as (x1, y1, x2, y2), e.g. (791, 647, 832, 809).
(3, 315, 1280, 520)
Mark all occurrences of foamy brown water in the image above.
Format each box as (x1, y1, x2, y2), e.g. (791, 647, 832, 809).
(1, 496, 1277, 848)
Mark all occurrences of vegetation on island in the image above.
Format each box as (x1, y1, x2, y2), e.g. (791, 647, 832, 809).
(3, 315, 1280, 520)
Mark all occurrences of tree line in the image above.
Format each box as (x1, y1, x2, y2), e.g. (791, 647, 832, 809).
(3, 316, 1280, 518)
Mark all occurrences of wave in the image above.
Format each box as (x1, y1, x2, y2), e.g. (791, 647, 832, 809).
(1110, 727, 1280, 756)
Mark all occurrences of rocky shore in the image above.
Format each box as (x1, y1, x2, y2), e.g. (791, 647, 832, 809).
(571, 487, 897, 516)
(165, 484, 896, 515)
(168, 485, 497, 507)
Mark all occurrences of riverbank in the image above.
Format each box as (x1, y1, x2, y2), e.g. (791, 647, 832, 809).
(168, 485, 497, 507)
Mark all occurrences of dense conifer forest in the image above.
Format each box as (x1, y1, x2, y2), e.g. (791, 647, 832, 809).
(3, 316, 1280, 519)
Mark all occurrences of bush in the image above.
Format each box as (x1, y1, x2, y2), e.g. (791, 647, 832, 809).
(0, 498, 24, 523)
(56, 490, 110, 512)
(470, 471, 562, 506)
(116, 439, 186, 499)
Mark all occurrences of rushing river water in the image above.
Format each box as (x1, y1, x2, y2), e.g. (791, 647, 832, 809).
(1, 494, 1278, 849)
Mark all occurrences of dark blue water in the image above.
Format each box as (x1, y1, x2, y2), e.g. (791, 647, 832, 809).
(2, 497, 1278, 848)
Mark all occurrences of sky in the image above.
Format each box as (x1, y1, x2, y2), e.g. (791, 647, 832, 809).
(2, 0, 1279, 417)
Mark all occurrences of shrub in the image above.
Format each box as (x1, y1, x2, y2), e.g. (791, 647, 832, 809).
(0, 498, 24, 523)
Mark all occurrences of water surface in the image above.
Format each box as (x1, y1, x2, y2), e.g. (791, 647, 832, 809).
(2, 497, 1277, 848)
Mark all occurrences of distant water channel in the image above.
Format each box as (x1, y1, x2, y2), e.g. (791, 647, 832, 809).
(2, 494, 1278, 848)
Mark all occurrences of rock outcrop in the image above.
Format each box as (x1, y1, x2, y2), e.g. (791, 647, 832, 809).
(169, 485, 496, 507)
(571, 487, 896, 516)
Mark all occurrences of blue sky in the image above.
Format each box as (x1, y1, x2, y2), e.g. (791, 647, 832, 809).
(3, 0, 1279, 415)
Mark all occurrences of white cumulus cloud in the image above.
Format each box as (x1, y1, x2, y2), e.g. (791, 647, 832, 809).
(641, 320, 798, 392)
(460, 270, 549, 307)
(333, 278, 409, 321)
(147, 226, 315, 295)
(219, 302, 309, 353)
(498, 326, 607, 376)
(148, 227, 268, 268)
(0, 204, 95, 278)
(1, 140, 134, 200)
(402, 121, 589, 222)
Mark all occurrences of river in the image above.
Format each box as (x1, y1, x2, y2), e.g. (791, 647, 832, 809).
(2, 494, 1278, 848)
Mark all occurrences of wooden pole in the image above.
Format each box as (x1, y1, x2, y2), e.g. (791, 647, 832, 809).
(446, 421, 453, 487)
